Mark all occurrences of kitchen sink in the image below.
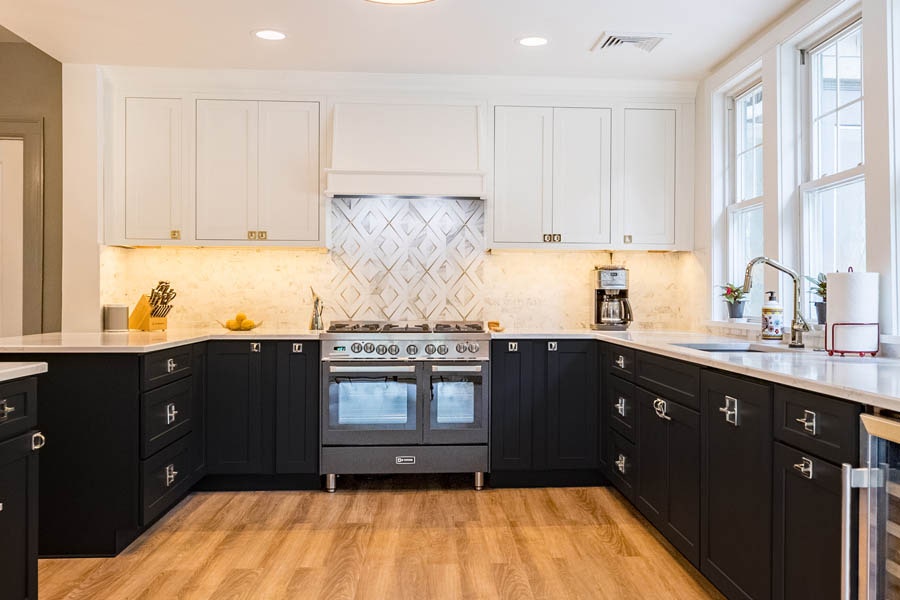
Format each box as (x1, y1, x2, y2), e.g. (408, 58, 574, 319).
(672, 342, 793, 353)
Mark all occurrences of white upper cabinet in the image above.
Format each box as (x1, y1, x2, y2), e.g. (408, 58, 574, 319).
(621, 108, 676, 246)
(116, 97, 182, 243)
(493, 106, 553, 244)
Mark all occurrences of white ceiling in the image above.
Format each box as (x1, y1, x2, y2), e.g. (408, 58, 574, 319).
(0, 0, 800, 81)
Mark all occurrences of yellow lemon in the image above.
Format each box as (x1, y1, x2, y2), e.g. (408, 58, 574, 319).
(235, 312, 247, 323)
(240, 319, 256, 330)
(225, 319, 239, 330)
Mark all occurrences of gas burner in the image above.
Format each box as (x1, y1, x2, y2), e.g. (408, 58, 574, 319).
(382, 322, 431, 334)
(326, 321, 385, 333)
(433, 321, 485, 334)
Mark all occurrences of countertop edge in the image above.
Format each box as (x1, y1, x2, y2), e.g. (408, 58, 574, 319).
(0, 362, 48, 383)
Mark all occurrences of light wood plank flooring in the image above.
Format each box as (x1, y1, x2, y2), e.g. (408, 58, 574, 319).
(39, 476, 724, 599)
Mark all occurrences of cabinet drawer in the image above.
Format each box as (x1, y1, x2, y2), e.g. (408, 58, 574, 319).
(608, 375, 636, 442)
(0, 377, 37, 441)
(774, 385, 860, 464)
(606, 345, 635, 381)
(636, 352, 700, 411)
(141, 434, 194, 526)
(142, 346, 193, 391)
(608, 431, 637, 501)
(141, 378, 192, 459)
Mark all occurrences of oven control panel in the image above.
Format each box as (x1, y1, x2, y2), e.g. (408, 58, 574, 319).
(323, 336, 489, 361)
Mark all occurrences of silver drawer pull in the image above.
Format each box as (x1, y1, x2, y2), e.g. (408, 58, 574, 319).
(615, 453, 628, 474)
(0, 502, 3, 512)
(615, 355, 626, 369)
(795, 409, 817, 435)
(166, 403, 179, 425)
(653, 398, 672, 421)
(508, 342, 518, 352)
(0, 399, 15, 421)
(548, 342, 558, 352)
(793, 457, 814, 479)
(719, 395, 740, 426)
(292, 343, 304, 354)
(166, 358, 177, 373)
(165, 464, 178, 487)
(31, 432, 46, 451)
(615, 397, 627, 417)
(250, 342, 261, 353)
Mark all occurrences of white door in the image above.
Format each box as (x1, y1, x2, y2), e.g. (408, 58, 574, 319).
(258, 101, 320, 242)
(124, 98, 182, 241)
(493, 106, 553, 244)
(0, 139, 24, 337)
(552, 108, 612, 244)
(196, 100, 259, 241)
(621, 108, 676, 246)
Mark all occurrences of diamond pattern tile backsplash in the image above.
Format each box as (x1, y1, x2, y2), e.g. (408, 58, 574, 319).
(330, 197, 485, 321)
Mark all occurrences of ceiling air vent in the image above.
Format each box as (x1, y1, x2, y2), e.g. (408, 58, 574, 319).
(590, 31, 670, 54)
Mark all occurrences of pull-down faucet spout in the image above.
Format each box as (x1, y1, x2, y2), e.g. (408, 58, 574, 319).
(743, 256, 810, 348)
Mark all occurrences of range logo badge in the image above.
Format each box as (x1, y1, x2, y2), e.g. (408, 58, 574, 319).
(395, 456, 416, 465)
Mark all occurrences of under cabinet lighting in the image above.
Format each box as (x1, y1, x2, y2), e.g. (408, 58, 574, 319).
(254, 29, 287, 41)
(517, 36, 549, 47)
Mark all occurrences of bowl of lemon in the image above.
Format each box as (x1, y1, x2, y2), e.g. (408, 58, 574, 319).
(218, 312, 262, 331)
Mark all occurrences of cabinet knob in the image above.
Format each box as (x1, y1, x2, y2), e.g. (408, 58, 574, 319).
(653, 398, 672, 421)
(0, 398, 15, 421)
(793, 457, 814, 479)
(615, 397, 627, 417)
(615, 454, 628, 474)
(552, 234, 562, 243)
(248, 231, 258, 240)
(542, 234, 552, 243)
(31, 432, 46, 451)
(795, 410, 817, 435)
(292, 343, 303, 354)
(719, 395, 740, 426)
(169, 230, 181, 240)
(258, 231, 268, 240)
(624, 235, 633, 244)
(0, 502, 3, 512)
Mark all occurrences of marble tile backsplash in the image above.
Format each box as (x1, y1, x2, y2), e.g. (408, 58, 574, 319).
(100, 197, 705, 330)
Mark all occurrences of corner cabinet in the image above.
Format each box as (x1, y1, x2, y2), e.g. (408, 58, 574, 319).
(106, 95, 324, 247)
(490, 102, 693, 251)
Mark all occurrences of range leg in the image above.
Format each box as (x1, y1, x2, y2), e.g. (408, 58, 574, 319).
(474, 471, 484, 491)
(325, 473, 337, 493)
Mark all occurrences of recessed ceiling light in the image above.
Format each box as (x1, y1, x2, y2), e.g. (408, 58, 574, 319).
(366, 0, 435, 4)
(254, 29, 287, 41)
(517, 36, 549, 47)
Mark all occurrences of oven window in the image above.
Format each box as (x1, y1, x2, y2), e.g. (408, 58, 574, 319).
(433, 381, 476, 424)
(331, 378, 414, 426)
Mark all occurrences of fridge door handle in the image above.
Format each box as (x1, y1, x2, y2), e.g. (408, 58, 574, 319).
(842, 463, 886, 600)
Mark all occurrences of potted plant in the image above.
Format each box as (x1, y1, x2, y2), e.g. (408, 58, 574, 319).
(719, 283, 748, 320)
(806, 272, 827, 324)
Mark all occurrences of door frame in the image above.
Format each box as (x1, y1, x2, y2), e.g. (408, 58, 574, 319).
(0, 118, 44, 334)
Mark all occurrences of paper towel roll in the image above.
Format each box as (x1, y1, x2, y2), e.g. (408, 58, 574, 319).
(826, 270, 880, 353)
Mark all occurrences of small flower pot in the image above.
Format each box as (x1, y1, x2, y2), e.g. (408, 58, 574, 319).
(815, 301, 827, 325)
(726, 301, 746, 320)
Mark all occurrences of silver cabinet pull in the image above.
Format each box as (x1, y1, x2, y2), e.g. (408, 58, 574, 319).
(615, 355, 626, 369)
(719, 395, 740, 426)
(795, 409, 817, 435)
(653, 398, 672, 421)
(615, 397, 627, 417)
(548, 342, 558, 352)
(508, 342, 518, 352)
(166, 358, 177, 373)
(0, 502, 3, 512)
(793, 457, 814, 479)
(166, 403, 178, 425)
(165, 464, 178, 487)
(250, 342, 261, 353)
(292, 343, 303, 354)
(31, 432, 46, 451)
(615, 454, 628, 474)
(552, 234, 562, 242)
(0, 399, 15, 421)
(542, 234, 552, 243)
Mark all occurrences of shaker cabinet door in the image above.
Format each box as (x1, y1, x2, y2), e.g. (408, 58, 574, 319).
(490, 340, 536, 471)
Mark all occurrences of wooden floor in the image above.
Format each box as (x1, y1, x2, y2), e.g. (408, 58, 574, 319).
(39, 476, 724, 599)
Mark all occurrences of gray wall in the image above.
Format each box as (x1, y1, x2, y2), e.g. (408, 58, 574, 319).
(0, 33, 62, 332)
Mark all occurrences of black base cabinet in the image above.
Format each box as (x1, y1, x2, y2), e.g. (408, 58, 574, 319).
(490, 339, 600, 486)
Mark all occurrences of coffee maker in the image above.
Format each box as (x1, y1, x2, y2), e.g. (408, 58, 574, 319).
(592, 266, 634, 330)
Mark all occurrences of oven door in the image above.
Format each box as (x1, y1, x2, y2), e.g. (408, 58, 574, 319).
(323, 362, 422, 446)
(424, 362, 489, 445)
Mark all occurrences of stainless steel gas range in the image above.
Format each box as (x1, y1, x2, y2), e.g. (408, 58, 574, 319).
(319, 320, 490, 492)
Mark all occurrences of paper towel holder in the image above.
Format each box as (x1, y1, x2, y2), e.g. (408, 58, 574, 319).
(826, 322, 879, 357)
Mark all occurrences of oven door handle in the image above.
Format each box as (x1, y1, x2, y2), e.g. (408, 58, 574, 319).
(328, 365, 416, 374)
(431, 365, 482, 373)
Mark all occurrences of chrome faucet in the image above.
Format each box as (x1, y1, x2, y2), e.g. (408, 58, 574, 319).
(743, 256, 810, 348)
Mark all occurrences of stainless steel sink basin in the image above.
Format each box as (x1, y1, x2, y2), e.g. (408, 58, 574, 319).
(672, 342, 792, 353)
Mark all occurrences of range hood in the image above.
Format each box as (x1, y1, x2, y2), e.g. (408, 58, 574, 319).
(325, 102, 486, 199)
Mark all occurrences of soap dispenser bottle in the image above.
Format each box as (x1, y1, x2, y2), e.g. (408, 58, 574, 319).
(761, 291, 784, 342)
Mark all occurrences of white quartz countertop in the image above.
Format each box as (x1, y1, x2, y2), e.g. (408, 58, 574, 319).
(0, 362, 48, 382)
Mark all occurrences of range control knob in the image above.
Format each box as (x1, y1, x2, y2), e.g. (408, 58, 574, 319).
(350, 343, 363, 354)
(467, 342, 480, 353)
(388, 344, 400, 356)
(425, 344, 437, 355)
(376, 344, 387, 355)
(456, 343, 467, 353)
(363, 343, 375, 353)
(437, 344, 449, 355)
(406, 344, 419, 355)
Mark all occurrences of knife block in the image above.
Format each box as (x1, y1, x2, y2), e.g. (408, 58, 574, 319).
(128, 295, 167, 332)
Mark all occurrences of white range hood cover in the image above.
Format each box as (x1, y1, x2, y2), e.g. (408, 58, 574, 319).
(326, 102, 486, 199)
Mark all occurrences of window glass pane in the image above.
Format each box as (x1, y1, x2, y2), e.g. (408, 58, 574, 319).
(815, 111, 838, 177)
(805, 178, 866, 285)
(837, 29, 863, 105)
(734, 83, 763, 203)
(753, 146, 764, 198)
(837, 101, 863, 171)
(817, 43, 838, 117)
(739, 151, 755, 201)
(752, 89, 763, 146)
(731, 203, 765, 318)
